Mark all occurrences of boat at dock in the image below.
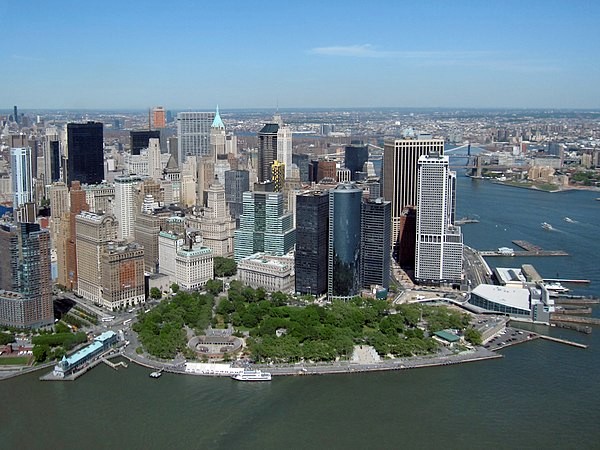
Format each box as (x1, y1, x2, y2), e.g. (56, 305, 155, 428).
(231, 369, 272, 382)
(544, 282, 570, 295)
(541, 222, 554, 231)
(150, 370, 162, 378)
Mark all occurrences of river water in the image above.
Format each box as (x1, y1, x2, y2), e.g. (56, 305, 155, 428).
(1, 175, 599, 449)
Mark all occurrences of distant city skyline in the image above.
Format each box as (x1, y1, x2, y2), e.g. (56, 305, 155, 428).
(3, 1, 599, 109)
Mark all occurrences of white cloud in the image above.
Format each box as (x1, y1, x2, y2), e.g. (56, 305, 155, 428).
(308, 45, 560, 72)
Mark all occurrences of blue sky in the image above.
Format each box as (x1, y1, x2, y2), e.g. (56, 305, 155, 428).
(3, 0, 599, 109)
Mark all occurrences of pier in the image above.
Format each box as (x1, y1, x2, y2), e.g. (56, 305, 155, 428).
(479, 240, 568, 257)
(102, 358, 128, 370)
(550, 314, 600, 326)
(554, 297, 600, 305)
(543, 278, 590, 284)
(537, 334, 588, 349)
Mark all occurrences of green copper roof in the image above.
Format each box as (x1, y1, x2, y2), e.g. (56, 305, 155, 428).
(212, 105, 225, 129)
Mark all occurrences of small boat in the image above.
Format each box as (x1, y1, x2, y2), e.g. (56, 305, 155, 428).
(150, 370, 162, 378)
(541, 222, 554, 231)
(231, 369, 272, 382)
(455, 217, 480, 225)
(563, 217, 575, 223)
(544, 282, 570, 295)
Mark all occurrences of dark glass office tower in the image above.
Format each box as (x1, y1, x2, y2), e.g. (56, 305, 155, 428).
(257, 122, 279, 183)
(361, 198, 391, 289)
(67, 122, 104, 185)
(50, 141, 61, 182)
(224, 169, 250, 224)
(328, 183, 362, 299)
(344, 140, 368, 181)
(130, 130, 160, 155)
(295, 190, 329, 295)
(292, 153, 310, 183)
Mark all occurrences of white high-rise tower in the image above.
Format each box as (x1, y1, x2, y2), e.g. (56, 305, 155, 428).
(415, 153, 463, 285)
(114, 175, 142, 241)
(10, 147, 34, 208)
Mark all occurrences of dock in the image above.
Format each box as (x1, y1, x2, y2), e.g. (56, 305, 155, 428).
(479, 240, 568, 257)
(554, 297, 600, 305)
(550, 314, 600, 326)
(542, 278, 590, 284)
(102, 358, 128, 370)
(537, 334, 588, 349)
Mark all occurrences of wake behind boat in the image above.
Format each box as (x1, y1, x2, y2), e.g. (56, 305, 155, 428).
(232, 369, 272, 382)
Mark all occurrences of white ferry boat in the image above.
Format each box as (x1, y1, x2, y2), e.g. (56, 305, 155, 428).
(149, 370, 162, 378)
(231, 369, 272, 382)
(544, 282, 570, 295)
(541, 222, 554, 231)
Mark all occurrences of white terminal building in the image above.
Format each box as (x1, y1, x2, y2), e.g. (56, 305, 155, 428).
(469, 266, 555, 323)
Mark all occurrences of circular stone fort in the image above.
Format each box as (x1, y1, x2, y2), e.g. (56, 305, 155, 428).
(188, 335, 243, 359)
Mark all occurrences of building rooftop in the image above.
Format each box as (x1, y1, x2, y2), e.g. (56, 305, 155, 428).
(471, 284, 531, 312)
(434, 330, 460, 343)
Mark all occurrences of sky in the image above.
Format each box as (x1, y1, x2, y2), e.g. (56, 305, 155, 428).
(2, 0, 600, 110)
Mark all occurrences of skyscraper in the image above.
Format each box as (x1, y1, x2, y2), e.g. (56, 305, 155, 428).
(130, 130, 160, 156)
(361, 198, 391, 289)
(383, 136, 444, 256)
(276, 118, 293, 178)
(152, 106, 166, 129)
(345, 141, 369, 181)
(295, 190, 329, 296)
(76, 212, 118, 303)
(257, 121, 279, 183)
(67, 122, 104, 185)
(10, 147, 34, 208)
(328, 183, 362, 299)
(177, 112, 215, 163)
(210, 107, 227, 158)
(415, 154, 463, 285)
(224, 169, 249, 223)
(0, 221, 53, 328)
(114, 175, 142, 241)
(271, 160, 285, 192)
(234, 190, 295, 261)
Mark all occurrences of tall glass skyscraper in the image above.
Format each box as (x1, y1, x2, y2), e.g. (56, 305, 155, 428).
(345, 140, 369, 181)
(67, 122, 104, 186)
(177, 112, 215, 163)
(0, 221, 53, 328)
(328, 183, 362, 299)
(361, 198, 391, 289)
(258, 122, 279, 183)
(234, 190, 295, 261)
(295, 190, 329, 296)
(224, 169, 250, 224)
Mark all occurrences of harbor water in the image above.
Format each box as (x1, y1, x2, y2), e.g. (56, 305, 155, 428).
(1, 175, 599, 449)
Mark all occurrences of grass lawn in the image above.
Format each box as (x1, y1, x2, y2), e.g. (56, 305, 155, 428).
(0, 356, 31, 366)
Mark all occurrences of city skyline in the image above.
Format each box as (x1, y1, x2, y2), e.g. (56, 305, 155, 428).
(3, 1, 599, 110)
